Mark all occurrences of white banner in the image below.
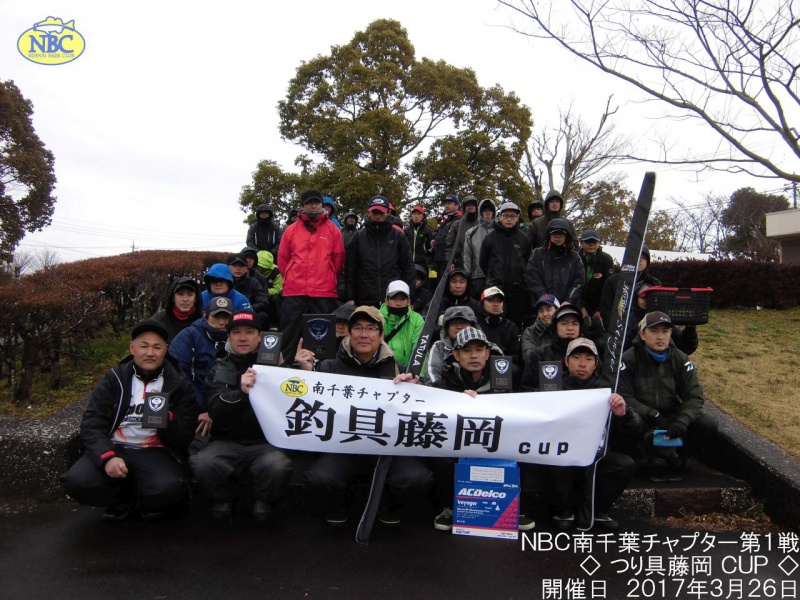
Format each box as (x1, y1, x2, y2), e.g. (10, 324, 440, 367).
(249, 366, 611, 467)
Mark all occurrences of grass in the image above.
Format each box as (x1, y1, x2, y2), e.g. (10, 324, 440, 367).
(693, 307, 800, 462)
(0, 331, 130, 418)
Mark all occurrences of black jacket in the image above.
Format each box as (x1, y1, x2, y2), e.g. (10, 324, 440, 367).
(205, 348, 266, 445)
(580, 248, 616, 315)
(151, 276, 202, 342)
(346, 220, 415, 306)
(525, 242, 585, 306)
(433, 211, 462, 266)
(404, 222, 435, 269)
(80, 355, 197, 468)
(519, 335, 574, 392)
(479, 220, 531, 295)
(598, 270, 661, 330)
(246, 218, 283, 255)
(477, 308, 521, 360)
(233, 274, 270, 314)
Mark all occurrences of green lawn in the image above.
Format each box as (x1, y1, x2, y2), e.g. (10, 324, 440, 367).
(693, 307, 800, 461)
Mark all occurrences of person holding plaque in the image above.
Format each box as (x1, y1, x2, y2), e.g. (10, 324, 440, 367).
(519, 305, 583, 392)
(60, 320, 197, 522)
(190, 311, 293, 522)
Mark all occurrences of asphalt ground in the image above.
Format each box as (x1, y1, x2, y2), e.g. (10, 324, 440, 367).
(1, 496, 797, 600)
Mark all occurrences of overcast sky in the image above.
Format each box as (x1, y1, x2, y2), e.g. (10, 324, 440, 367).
(1, 1, 779, 263)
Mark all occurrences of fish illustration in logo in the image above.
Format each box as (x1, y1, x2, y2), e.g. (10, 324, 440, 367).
(263, 335, 279, 350)
(33, 17, 75, 34)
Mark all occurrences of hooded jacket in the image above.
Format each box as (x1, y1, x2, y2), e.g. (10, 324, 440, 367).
(79, 355, 197, 468)
(579, 246, 616, 315)
(433, 209, 462, 267)
(323, 197, 342, 229)
(524, 219, 585, 306)
(404, 218, 435, 269)
(476, 305, 521, 359)
(345, 219, 415, 306)
(255, 250, 283, 296)
(151, 276, 203, 342)
(169, 317, 228, 409)
(429, 341, 504, 393)
(425, 306, 479, 385)
(462, 199, 496, 279)
(445, 206, 480, 268)
(411, 264, 434, 317)
(246, 205, 283, 255)
(439, 268, 481, 317)
(520, 317, 557, 367)
(379, 303, 425, 371)
(617, 337, 705, 429)
(479, 216, 531, 296)
(529, 191, 576, 249)
(341, 211, 361, 248)
(200, 264, 252, 312)
(278, 210, 345, 298)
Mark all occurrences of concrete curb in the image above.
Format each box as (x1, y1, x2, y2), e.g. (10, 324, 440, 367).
(1, 397, 799, 527)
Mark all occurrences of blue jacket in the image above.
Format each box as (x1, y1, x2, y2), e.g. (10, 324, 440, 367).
(201, 263, 251, 312)
(168, 318, 229, 409)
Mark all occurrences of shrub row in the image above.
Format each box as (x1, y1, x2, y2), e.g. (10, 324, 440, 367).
(0, 251, 226, 401)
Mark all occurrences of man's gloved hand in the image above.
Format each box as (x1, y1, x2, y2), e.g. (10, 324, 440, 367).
(652, 411, 670, 430)
(666, 421, 688, 439)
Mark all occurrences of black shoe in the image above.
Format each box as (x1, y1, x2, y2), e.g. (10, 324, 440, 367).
(552, 510, 575, 531)
(138, 508, 165, 522)
(667, 463, 688, 482)
(102, 500, 134, 523)
(594, 513, 620, 531)
(326, 503, 349, 527)
(649, 466, 669, 482)
(251, 500, 273, 522)
(211, 501, 232, 520)
(378, 508, 401, 526)
(434, 508, 453, 531)
(518, 514, 536, 531)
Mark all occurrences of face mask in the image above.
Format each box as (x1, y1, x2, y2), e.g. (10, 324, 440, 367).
(387, 305, 409, 317)
(303, 210, 323, 220)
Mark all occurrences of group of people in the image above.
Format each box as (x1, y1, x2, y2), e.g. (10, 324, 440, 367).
(60, 189, 716, 533)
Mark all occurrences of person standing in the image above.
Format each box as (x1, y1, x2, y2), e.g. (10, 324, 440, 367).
(277, 189, 345, 364)
(246, 203, 282, 257)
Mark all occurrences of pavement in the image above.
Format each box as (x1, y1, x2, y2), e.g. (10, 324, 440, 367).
(1, 496, 798, 600)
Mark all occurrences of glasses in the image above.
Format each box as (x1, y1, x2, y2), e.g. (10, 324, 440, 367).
(500, 213, 519, 218)
(351, 325, 380, 334)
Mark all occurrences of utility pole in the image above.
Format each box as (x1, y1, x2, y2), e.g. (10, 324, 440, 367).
(130, 241, 137, 253)
(793, 182, 797, 209)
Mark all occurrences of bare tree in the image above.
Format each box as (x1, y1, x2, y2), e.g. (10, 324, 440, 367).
(524, 97, 633, 202)
(31, 247, 61, 272)
(670, 192, 730, 254)
(501, 1, 800, 183)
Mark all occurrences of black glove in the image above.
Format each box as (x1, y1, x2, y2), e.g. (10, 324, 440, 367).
(652, 411, 670, 430)
(666, 421, 688, 439)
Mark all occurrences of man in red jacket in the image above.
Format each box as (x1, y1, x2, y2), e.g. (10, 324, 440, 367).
(278, 189, 345, 364)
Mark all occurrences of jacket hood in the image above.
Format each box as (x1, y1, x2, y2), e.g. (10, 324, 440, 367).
(478, 198, 496, 221)
(204, 263, 234, 285)
(164, 276, 201, 311)
(546, 218, 574, 245)
(439, 305, 478, 340)
(414, 263, 428, 283)
(323, 197, 336, 215)
(257, 250, 275, 270)
(545, 190, 563, 206)
(343, 211, 360, 224)
(527, 200, 544, 219)
(240, 246, 258, 259)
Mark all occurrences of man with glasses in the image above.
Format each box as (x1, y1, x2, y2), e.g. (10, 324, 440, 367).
(479, 201, 532, 326)
(345, 195, 415, 307)
(296, 306, 432, 526)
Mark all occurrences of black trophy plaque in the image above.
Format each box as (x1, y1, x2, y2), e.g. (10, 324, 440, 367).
(302, 314, 337, 360)
(490, 356, 513, 391)
(142, 391, 170, 429)
(539, 361, 563, 392)
(257, 332, 282, 366)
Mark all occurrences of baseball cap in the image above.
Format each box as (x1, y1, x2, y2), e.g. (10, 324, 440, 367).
(581, 230, 601, 242)
(481, 286, 504, 301)
(566, 337, 599, 357)
(368, 195, 390, 212)
(639, 311, 672, 331)
(300, 189, 324, 205)
(553, 305, 582, 323)
(442, 194, 461, 205)
(227, 310, 261, 332)
(228, 254, 247, 266)
(411, 205, 425, 215)
(535, 294, 561, 309)
(498, 201, 521, 214)
(333, 304, 356, 322)
(131, 319, 169, 343)
(386, 280, 410, 298)
(349, 305, 384, 331)
(453, 327, 490, 350)
(207, 296, 233, 316)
